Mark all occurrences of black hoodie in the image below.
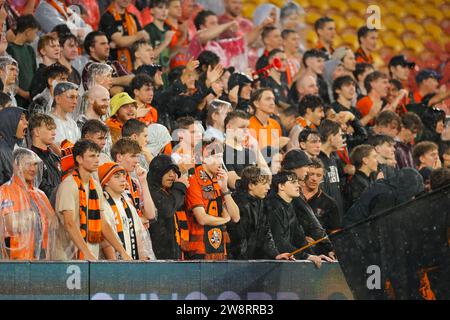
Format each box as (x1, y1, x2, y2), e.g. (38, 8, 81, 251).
(265, 193, 312, 260)
(227, 191, 279, 260)
(147, 155, 187, 260)
(0, 107, 26, 185)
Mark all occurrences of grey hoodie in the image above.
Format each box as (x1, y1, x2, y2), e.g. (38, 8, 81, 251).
(323, 59, 342, 103)
(0, 107, 26, 185)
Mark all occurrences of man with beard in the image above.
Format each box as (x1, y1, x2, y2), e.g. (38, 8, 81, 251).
(77, 85, 111, 129)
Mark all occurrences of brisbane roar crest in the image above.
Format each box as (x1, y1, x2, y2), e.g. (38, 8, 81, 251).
(208, 228, 222, 250)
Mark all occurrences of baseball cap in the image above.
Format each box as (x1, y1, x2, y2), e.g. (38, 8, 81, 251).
(98, 162, 126, 187)
(135, 64, 163, 78)
(228, 72, 253, 91)
(389, 55, 415, 69)
(416, 69, 442, 84)
(54, 81, 78, 96)
(110, 92, 136, 117)
(281, 149, 313, 170)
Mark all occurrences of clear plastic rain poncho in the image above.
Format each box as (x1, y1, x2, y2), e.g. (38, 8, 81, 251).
(102, 194, 156, 261)
(34, 0, 93, 40)
(0, 148, 59, 260)
(75, 63, 114, 120)
(0, 56, 19, 107)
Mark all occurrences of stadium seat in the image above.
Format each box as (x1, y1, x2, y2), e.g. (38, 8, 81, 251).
(329, 1, 348, 12)
(405, 23, 425, 36)
(340, 33, 358, 50)
(383, 19, 405, 36)
(329, 14, 346, 31)
(306, 29, 318, 46)
(423, 5, 444, 21)
(348, 1, 366, 13)
(382, 36, 404, 52)
(384, 3, 407, 19)
(346, 16, 366, 30)
(296, 0, 310, 7)
(308, 0, 330, 11)
(333, 35, 343, 47)
(404, 7, 426, 20)
(305, 11, 322, 25)
(403, 38, 425, 54)
(423, 24, 442, 39)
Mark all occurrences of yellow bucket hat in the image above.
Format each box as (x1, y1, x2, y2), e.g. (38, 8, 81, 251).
(110, 92, 136, 117)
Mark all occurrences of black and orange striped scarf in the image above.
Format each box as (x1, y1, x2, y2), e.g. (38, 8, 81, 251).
(107, 3, 138, 72)
(104, 192, 139, 260)
(72, 169, 102, 259)
(126, 174, 142, 217)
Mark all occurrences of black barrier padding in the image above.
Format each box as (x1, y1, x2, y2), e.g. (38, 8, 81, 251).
(0, 261, 353, 300)
(330, 184, 450, 300)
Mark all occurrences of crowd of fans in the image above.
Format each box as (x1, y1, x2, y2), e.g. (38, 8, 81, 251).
(0, 0, 449, 268)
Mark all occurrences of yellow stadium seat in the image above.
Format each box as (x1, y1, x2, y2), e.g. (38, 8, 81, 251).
(333, 35, 343, 48)
(403, 38, 425, 54)
(424, 24, 442, 39)
(348, 2, 366, 13)
(423, 6, 444, 20)
(404, 6, 426, 20)
(306, 29, 318, 46)
(270, 0, 285, 8)
(329, 1, 349, 12)
(383, 19, 405, 36)
(346, 16, 365, 30)
(443, 7, 450, 19)
(340, 33, 358, 50)
(404, 22, 425, 36)
(305, 12, 322, 25)
(308, 0, 330, 11)
(329, 14, 346, 31)
(296, 0, 310, 7)
(384, 3, 407, 18)
(382, 36, 404, 52)
(242, 4, 255, 19)
(432, 0, 444, 6)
